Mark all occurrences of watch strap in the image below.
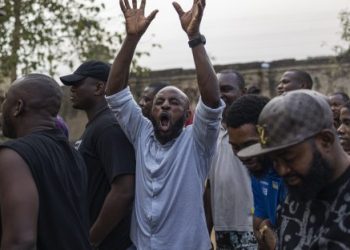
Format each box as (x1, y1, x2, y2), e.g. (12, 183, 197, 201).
(188, 34, 206, 48)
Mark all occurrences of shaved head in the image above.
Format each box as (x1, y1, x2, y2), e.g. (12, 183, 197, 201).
(2, 74, 63, 138)
(156, 86, 190, 109)
(11, 74, 62, 117)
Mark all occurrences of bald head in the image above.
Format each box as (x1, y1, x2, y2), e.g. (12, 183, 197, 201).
(2, 74, 63, 138)
(11, 74, 62, 116)
(155, 86, 190, 109)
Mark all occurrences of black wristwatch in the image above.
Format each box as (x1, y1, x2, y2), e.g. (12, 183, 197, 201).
(188, 34, 206, 48)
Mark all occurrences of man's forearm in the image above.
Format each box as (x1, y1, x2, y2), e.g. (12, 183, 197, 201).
(105, 35, 140, 96)
(90, 191, 133, 246)
(190, 40, 220, 109)
(172, 0, 219, 109)
(89, 176, 135, 246)
(106, 0, 158, 95)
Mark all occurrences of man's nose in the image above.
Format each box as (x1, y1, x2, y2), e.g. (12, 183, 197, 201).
(161, 100, 170, 110)
(276, 83, 283, 91)
(338, 123, 345, 135)
(139, 98, 145, 107)
(273, 160, 291, 177)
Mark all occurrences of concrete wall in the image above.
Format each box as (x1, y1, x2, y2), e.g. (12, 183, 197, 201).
(58, 56, 350, 141)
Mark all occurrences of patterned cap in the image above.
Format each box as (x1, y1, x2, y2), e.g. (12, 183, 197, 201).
(238, 89, 333, 158)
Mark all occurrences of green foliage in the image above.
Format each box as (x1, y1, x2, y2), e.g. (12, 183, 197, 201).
(328, 9, 350, 79)
(340, 10, 350, 43)
(0, 0, 157, 81)
(336, 10, 350, 57)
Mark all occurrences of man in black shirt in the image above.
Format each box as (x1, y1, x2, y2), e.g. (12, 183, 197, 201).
(238, 90, 350, 249)
(0, 74, 91, 249)
(61, 60, 135, 250)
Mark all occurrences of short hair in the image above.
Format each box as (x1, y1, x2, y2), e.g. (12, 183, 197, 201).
(148, 81, 169, 95)
(226, 94, 270, 128)
(219, 69, 245, 90)
(288, 69, 313, 89)
(14, 74, 62, 117)
(331, 91, 350, 103)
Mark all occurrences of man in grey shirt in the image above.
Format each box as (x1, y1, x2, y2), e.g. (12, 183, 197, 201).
(204, 70, 256, 249)
(105, 0, 224, 249)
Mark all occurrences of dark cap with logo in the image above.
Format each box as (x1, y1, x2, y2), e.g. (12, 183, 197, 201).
(238, 89, 333, 158)
(60, 60, 111, 86)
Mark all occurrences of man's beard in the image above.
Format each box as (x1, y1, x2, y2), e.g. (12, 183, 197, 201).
(151, 114, 186, 144)
(287, 148, 333, 202)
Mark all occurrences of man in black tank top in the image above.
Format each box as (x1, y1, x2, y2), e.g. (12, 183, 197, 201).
(0, 74, 91, 250)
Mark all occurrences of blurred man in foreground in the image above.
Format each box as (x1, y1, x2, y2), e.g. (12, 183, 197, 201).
(238, 90, 350, 249)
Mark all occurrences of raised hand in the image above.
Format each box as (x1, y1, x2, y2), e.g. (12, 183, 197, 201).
(120, 0, 158, 38)
(172, 0, 205, 38)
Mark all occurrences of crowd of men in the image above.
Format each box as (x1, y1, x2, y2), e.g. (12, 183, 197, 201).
(0, 0, 350, 249)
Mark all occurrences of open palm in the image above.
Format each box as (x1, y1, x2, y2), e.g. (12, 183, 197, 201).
(120, 0, 158, 37)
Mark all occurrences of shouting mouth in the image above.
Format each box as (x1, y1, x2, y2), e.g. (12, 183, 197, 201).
(159, 112, 171, 132)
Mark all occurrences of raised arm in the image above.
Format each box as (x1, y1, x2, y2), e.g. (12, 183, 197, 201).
(105, 0, 158, 95)
(173, 0, 220, 108)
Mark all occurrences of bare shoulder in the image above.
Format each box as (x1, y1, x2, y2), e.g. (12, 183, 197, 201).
(0, 147, 38, 201)
(0, 147, 31, 177)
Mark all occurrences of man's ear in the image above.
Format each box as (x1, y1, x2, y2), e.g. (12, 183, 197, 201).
(95, 81, 106, 96)
(315, 129, 335, 152)
(13, 99, 24, 117)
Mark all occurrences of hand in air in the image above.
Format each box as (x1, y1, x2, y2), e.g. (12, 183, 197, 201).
(172, 0, 206, 38)
(119, 0, 158, 38)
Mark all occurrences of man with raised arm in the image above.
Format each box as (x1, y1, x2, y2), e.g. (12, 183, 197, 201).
(105, 0, 224, 249)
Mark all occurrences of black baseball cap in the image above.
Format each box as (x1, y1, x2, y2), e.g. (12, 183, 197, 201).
(60, 60, 111, 86)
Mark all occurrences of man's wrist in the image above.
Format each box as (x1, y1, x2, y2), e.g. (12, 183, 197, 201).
(125, 34, 142, 43)
(188, 34, 206, 48)
(188, 32, 201, 40)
